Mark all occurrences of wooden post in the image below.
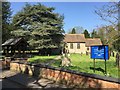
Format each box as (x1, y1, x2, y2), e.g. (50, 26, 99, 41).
(105, 59, 107, 75)
(3, 47, 5, 54)
(6, 46, 9, 56)
(11, 46, 13, 55)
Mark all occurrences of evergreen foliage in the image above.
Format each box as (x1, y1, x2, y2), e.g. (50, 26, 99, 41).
(2, 2, 12, 43)
(83, 29, 90, 38)
(71, 28, 76, 34)
(12, 3, 64, 50)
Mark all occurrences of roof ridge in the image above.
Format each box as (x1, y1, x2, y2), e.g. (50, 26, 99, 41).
(65, 34, 84, 35)
(2, 38, 23, 46)
(86, 38, 100, 40)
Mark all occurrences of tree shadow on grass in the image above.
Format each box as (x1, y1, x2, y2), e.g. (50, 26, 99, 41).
(29, 59, 54, 65)
(90, 67, 105, 74)
(66, 65, 88, 73)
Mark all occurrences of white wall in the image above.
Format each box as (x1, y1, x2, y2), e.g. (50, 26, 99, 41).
(67, 42, 87, 54)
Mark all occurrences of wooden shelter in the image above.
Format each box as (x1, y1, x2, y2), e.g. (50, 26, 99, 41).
(2, 37, 29, 56)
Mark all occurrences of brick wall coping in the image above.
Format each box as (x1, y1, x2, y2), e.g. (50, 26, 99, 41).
(11, 61, 120, 84)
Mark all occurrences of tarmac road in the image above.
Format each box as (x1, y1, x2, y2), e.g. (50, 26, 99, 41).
(0, 70, 68, 89)
(1, 78, 26, 89)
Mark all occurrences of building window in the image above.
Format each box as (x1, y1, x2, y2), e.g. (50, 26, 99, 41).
(77, 43, 80, 49)
(70, 43, 73, 49)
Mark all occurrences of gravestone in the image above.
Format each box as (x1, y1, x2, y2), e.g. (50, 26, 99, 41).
(61, 56, 72, 67)
(116, 53, 120, 67)
(80, 52, 83, 56)
(111, 51, 115, 57)
(86, 51, 88, 55)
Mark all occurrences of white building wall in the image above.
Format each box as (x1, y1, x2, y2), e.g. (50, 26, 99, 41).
(67, 42, 87, 54)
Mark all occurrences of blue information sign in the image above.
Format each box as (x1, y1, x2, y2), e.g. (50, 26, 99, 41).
(91, 45, 109, 60)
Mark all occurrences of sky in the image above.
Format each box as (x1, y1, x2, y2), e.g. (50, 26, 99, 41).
(10, 2, 110, 33)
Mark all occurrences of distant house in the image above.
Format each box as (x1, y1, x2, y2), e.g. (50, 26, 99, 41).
(64, 34, 102, 54)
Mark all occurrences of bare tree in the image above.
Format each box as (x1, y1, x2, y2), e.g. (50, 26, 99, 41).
(95, 2, 118, 26)
(95, 2, 120, 52)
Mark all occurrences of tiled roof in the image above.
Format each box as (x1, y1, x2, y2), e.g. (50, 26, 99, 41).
(2, 38, 23, 46)
(85, 38, 102, 47)
(64, 34, 86, 42)
(64, 34, 102, 46)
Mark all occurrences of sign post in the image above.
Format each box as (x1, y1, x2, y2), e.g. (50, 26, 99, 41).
(105, 59, 107, 75)
(91, 45, 109, 75)
(94, 59, 95, 73)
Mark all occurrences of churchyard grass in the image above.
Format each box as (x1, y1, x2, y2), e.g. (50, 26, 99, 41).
(28, 55, 57, 63)
(27, 53, 119, 78)
(51, 53, 119, 79)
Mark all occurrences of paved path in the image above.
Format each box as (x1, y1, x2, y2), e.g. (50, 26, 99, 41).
(0, 70, 67, 89)
(55, 55, 61, 60)
(45, 55, 61, 65)
(1, 78, 25, 88)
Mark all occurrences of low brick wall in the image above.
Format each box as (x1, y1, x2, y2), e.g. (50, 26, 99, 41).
(10, 61, 120, 89)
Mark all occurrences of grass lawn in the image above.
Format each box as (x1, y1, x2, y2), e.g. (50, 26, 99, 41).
(51, 53, 119, 79)
(27, 54, 119, 79)
(28, 55, 58, 63)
